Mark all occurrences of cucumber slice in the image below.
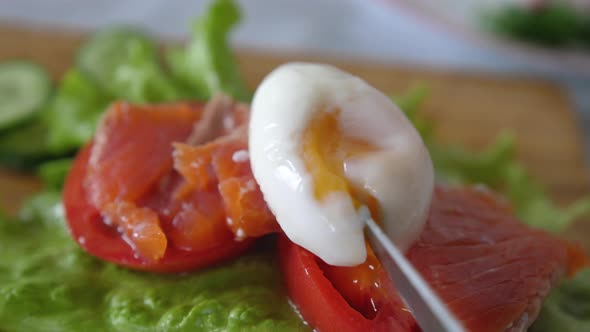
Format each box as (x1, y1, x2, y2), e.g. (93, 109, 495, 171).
(0, 61, 52, 131)
(76, 27, 156, 89)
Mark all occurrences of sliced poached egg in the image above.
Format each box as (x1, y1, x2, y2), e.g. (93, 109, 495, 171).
(249, 63, 434, 266)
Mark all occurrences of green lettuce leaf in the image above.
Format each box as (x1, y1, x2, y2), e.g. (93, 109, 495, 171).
(44, 69, 109, 154)
(166, 0, 250, 101)
(37, 158, 72, 191)
(531, 268, 590, 332)
(19, 191, 65, 230)
(109, 39, 188, 103)
(76, 26, 187, 103)
(0, 120, 54, 169)
(396, 87, 590, 232)
(2, 0, 252, 171)
(433, 136, 590, 232)
(392, 84, 433, 142)
(1, 201, 306, 332)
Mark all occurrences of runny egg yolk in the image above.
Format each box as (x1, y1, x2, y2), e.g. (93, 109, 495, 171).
(301, 110, 380, 219)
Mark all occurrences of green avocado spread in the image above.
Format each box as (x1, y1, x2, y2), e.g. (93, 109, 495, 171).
(0, 192, 308, 332)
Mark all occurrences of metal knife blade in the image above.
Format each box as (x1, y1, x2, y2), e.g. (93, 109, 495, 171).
(365, 217, 465, 332)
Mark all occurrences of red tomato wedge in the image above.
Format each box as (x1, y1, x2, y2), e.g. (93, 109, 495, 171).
(280, 186, 587, 332)
(279, 235, 417, 332)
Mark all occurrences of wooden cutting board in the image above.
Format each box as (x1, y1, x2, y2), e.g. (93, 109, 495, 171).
(1, 24, 589, 247)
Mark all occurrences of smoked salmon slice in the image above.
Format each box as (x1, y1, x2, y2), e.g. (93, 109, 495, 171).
(101, 201, 167, 261)
(407, 186, 582, 332)
(84, 96, 278, 261)
(84, 102, 203, 260)
(86, 101, 203, 208)
(165, 186, 236, 251)
(173, 95, 279, 240)
(174, 129, 279, 239)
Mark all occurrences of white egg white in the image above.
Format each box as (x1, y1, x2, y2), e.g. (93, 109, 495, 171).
(249, 62, 434, 266)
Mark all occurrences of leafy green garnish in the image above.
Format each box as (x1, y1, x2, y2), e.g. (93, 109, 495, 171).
(433, 136, 590, 232)
(37, 158, 72, 191)
(108, 37, 189, 103)
(397, 87, 590, 232)
(485, 2, 590, 48)
(19, 191, 65, 230)
(531, 268, 590, 332)
(76, 27, 157, 90)
(76, 26, 187, 103)
(166, 0, 249, 101)
(0, 120, 54, 169)
(45, 69, 109, 154)
(392, 84, 433, 141)
(1, 0, 248, 171)
(0, 207, 306, 332)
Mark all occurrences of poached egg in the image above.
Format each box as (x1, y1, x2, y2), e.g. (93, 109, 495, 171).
(249, 63, 434, 266)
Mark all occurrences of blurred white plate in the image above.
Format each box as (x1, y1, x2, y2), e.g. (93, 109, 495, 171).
(385, 0, 590, 76)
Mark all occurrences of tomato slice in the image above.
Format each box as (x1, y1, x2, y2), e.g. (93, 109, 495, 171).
(64, 143, 254, 272)
(319, 244, 403, 321)
(278, 235, 417, 332)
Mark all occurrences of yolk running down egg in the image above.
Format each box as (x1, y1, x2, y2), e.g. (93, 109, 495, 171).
(249, 63, 434, 266)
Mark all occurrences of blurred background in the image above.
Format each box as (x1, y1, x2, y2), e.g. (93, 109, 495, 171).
(1, 0, 590, 153)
